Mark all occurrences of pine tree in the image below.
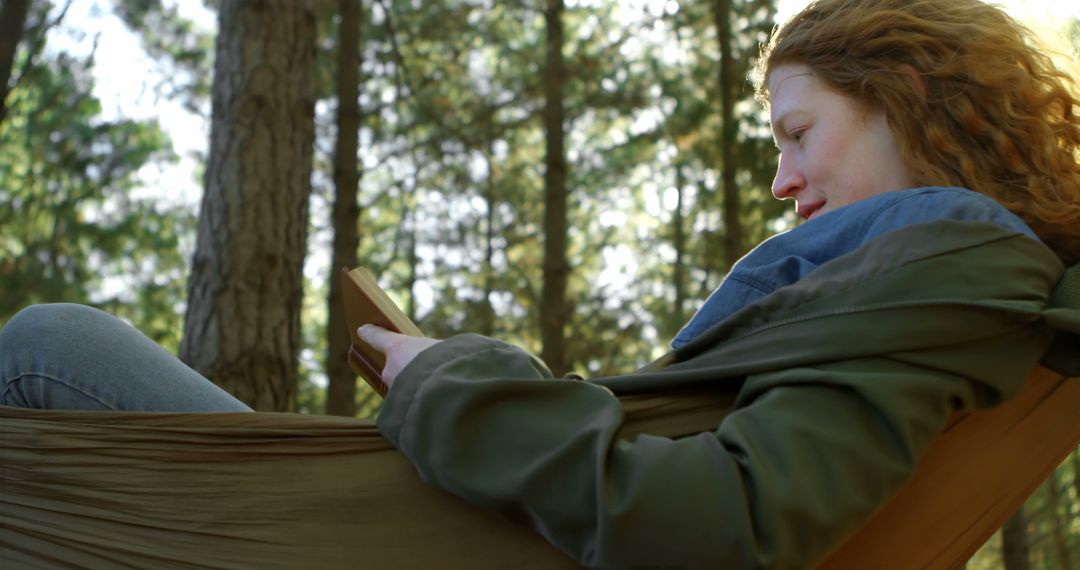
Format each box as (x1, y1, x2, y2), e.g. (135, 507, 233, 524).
(180, 0, 318, 411)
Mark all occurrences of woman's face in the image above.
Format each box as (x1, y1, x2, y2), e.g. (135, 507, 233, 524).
(768, 64, 918, 220)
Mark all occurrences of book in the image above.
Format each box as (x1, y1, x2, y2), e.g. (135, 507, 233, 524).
(341, 266, 424, 398)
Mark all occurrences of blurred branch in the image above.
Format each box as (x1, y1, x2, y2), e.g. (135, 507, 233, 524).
(2, 0, 73, 128)
(0, 0, 31, 126)
(373, 0, 475, 144)
(373, 0, 537, 151)
(112, 0, 213, 117)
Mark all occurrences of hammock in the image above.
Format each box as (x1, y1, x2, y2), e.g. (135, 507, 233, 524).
(0, 358, 1076, 569)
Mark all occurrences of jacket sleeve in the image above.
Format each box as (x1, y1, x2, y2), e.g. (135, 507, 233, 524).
(375, 332, 1008, 569)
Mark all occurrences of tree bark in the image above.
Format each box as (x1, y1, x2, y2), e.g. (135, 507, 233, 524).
(672, 162, 687, 326)
(1002, 507, 1031, 570)
(406, 214, 418, 321)
(1045, 470, 1074, 570)
(325, 0, 364, 417)
(0, 0, 31, 127)
(713, 0, 743, 269)
(540, 0, 569, 377)
(180, 0, 317, 412)
(1071, 448, 1080, 504)
(480, 143, 498, 337)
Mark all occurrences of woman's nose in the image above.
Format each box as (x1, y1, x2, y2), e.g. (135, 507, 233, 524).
(771, 153, 805, 200)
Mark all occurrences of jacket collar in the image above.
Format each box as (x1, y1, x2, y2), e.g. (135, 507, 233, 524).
(608, 221, 1074, 395)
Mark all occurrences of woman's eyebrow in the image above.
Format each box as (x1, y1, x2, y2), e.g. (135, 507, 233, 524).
(771, 111, 796, 143)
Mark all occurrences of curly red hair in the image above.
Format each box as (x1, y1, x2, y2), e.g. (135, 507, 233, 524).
(755, 0, 1080, 264)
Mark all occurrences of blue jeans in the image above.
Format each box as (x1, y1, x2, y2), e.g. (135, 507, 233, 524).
(0, 304, 252, 412)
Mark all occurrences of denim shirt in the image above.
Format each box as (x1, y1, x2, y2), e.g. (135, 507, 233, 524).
(670, 187, 1040, 349)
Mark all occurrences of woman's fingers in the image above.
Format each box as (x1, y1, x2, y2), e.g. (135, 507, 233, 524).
(358, 324, 403, 353)
(357, 325, 440, 388)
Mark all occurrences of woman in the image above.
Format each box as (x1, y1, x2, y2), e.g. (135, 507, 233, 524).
(2, 0, 1078, 567)
(357, 0, 1080, 567)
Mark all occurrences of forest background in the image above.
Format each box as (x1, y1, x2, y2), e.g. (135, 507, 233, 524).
(1, 0, 1078, 567)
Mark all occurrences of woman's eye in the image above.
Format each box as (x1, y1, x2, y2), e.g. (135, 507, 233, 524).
(790, 129, 805, 143)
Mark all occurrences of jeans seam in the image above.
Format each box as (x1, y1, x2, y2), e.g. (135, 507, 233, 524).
(2, 372, 117, 410)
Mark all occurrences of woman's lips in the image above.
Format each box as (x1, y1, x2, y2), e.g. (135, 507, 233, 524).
(798, 202, 825, 220)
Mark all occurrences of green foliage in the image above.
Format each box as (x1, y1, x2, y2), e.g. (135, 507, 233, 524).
(296, 274, 329, 414)
(112, 0, 215, 115)
(356, 1, 683, 370)
(0, 14, 191, 351)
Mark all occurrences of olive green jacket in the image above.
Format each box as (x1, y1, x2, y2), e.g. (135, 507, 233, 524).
(377, 221, 1080, 569)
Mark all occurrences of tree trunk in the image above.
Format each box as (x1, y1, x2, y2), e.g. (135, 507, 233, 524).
(672, 162, 687, 327)
(325, 0, 363, 417)
(180, 0, 317, 412)
(1070, 448, 1080, 503)
(1002, 507, 1031, 570)
(0, 0, 31, 127)
(712, 0, 743, 269)
(480, 143, 498, 337)
(1045, 470, 1074, 569)
(405, 204, 418, 322)
(540, 0, 569, 377)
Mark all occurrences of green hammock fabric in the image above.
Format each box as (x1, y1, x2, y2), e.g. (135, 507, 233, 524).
(0, 392, 730, 569)
(2, 365, 1077, 569)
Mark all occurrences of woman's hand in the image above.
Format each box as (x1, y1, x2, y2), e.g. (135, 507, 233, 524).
(358, 325, 441, 390)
